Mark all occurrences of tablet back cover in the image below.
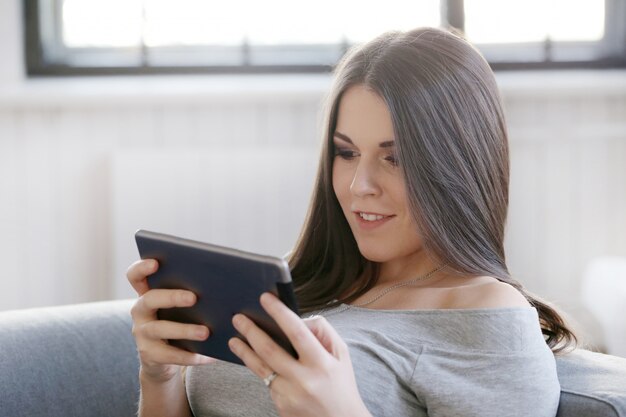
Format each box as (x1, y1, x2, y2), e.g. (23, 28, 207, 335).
(135, 230, 298, 365)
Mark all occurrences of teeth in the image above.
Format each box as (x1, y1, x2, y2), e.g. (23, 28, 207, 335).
(359, 213, 386, 221)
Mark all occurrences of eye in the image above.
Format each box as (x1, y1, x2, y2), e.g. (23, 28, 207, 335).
(385, 152, 400, 167)
(334, 146, 399, 167)
(385, 154, 399, 167)
(334, 147, 358, 160)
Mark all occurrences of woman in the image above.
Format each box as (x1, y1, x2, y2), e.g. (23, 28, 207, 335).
(127, 27, 577, 417)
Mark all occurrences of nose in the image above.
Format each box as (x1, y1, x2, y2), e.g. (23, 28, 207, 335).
(350, 159, 382, 197)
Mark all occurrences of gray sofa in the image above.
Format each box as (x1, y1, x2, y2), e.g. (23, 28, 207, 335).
(0, 299, 625, 417)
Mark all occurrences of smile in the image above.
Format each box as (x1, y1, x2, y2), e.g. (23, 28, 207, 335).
(354, 212, 395, 230)
(359, 212, 388, 221)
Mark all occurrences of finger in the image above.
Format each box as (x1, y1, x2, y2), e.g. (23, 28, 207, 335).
(140, 342, 215, 367)
(304, 316, 349, 359)
(138, 320, 210, 342)
(127, 259, 159, 295)
(259, 292, 327, 361)
(231, 313, 298, 377)
(131, 289, 197, 322)
(228, 337, 276, 383)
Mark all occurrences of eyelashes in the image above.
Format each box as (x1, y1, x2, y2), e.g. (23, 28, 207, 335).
(334, 148, 357, 160)
(333, 147, 398, 167)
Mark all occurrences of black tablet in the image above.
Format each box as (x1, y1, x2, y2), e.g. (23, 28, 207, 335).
(134, 229, 299, 366)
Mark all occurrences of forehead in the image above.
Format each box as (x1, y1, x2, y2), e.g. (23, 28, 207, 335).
(335, 85, 395, 143)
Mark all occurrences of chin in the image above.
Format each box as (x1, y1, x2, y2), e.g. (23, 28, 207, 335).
(356, 243, 394, 263)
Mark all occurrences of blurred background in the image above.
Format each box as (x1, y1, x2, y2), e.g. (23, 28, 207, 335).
(0, 0, 625, 356)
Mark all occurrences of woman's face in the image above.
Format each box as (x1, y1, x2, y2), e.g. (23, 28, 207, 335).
(332, 84, 426, 271)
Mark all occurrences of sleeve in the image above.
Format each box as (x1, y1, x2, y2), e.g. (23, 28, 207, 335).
(410, 345, 561, 417)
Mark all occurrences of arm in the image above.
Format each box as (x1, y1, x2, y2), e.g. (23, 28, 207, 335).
(139, 368, 192, 417)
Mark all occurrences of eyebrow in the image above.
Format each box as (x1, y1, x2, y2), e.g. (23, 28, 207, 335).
(333, 131, 395, 148)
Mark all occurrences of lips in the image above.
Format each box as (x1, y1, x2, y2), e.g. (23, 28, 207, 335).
(353, 212, 396, 230)
(352, 210, 394, 217)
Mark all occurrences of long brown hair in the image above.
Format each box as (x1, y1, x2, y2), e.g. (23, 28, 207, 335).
(287, 27, 577, 354)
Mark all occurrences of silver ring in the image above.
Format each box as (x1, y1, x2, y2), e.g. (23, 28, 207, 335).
(263, 371, 278, 387)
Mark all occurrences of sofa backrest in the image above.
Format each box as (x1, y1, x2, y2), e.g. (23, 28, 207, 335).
(1, 300, 625, 417)
(556, 348, 626, 417)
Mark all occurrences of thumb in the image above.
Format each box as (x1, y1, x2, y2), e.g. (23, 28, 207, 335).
(303, 316, 348, 359)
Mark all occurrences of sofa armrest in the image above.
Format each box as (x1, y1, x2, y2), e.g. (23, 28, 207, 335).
(0, 299, 139, 417)
(556, 349, 626, 417)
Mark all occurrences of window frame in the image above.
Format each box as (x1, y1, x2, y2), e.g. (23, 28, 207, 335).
(24, 0, 626, 77)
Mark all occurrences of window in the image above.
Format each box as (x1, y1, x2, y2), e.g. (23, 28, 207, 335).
(462, 0, 626, 69)
(24, 0, 626, 76)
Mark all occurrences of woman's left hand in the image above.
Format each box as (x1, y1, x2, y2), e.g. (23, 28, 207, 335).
(229, 292, 372, 417)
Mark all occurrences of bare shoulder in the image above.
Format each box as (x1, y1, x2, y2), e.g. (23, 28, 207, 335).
(449, 276, 532, 309)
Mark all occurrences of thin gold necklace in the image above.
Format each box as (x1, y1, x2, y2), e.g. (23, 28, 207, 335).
(313, 263, 447, 318)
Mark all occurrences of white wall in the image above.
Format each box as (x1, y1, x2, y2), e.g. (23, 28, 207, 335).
(1, 0, 626, 353)
(0, 82, 328, 307)
(0, 0, 23, 89)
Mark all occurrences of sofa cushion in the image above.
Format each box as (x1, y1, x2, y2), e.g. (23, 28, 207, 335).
(556, 349, 626, 417)
(0, 299, 139, 417)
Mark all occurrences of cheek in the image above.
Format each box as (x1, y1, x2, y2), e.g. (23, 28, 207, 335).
(390, 178, 411, 212)
(332, 164, 350, 205)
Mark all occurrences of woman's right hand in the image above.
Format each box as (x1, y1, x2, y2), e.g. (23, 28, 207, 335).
(127, 259, 215, 383)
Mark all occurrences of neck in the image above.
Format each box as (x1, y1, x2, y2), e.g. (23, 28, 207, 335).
(377, 252, 445, 285)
